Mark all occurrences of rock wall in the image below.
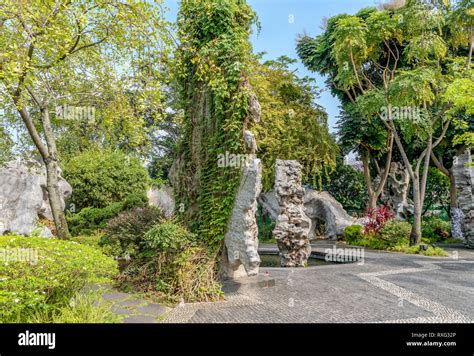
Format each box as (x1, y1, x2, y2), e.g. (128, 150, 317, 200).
(453, 148, 473, 248)
(273, 160, 311, 267)
(0, 159, 72, 237)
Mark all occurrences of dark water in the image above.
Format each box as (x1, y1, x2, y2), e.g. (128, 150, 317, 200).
(259, 254, 333, 267)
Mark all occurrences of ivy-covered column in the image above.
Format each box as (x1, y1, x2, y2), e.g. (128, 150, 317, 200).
(172, 0, 262, 272)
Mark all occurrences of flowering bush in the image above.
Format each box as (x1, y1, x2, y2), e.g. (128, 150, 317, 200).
(363, 205, 394, 235)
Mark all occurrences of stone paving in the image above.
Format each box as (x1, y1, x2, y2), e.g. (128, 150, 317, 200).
(83, 284, 171, 323)
(162, 242, 474, 323)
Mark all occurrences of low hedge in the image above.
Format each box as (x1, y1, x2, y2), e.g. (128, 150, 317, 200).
(0, 235, 118, 323)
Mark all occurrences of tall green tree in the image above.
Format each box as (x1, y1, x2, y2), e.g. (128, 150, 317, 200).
(298, 1, 470, 245)
(297, 8, 395, 210)
(0, 0, 171, 238)
(251, 56, 338, 191)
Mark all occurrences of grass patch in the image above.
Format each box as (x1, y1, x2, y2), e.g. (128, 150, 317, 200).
(27, 291, 122, 323)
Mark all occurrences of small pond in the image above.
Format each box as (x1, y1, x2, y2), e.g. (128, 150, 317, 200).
(259, 253, 336, 267)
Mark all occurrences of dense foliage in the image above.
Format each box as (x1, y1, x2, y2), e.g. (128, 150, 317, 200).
(344, 222, 448, 256)
(116, 221, 222, 303)
(423, 167, 451, 215)
(422, 217, 452, 241)
(67, 193, 148, 236)
(322, 156, 367, 213)
(100, 207, 163, 259)
(63, 149, 150, 210)
(252, 56, 338, 190)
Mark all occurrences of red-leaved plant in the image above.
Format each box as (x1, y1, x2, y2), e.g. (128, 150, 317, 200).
(364, 205, 394, 235)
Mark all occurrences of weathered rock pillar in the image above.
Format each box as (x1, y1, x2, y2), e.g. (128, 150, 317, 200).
(453, 148, 474, 248)
(273, 160, 311, 266)
(221, 155, 262, 278)
(221, 89, 263, 278)
(382, 162, 414, 220)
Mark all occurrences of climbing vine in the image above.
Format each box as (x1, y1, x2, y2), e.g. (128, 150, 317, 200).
(173, 0, 259, 250)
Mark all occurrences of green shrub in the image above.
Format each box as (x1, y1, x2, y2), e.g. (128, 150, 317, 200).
(100, 207, 163, 258)
(343, 221, 449, 256)
(116, 221, 221, 303)
(143, 222, 196, 252)
(345, 221, 410, 250)
(67, 193, 148, 236)
(343, 225, 363, 244)
(0, 235, 118, 323)
(63, 149, 150, 210)
(72, 234, 102, 248)
(117, 247, 222, 304)
(122, 193, 148, 210)
(257, 206, 276, 242)
(422, 217, 451, 241)
(379, 220, 412, 247)
(322, 157, 368, 213)
(390, 244, 449, 257)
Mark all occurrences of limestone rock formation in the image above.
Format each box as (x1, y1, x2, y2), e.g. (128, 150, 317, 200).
(303, 190, 366, 240)
(453, 148, 473, 248)
(0, 159, 72, 237)
(221, 158, 262, 278)
(273, 160, 311, 267)
(260, 189, 365, 241)
(243, 130, 257, 154)
(147, 186, 175, 218)
(382, 162, 414, 220)
(451, 207, 465, 241)
(221, 92, 263, 278)
(249, 92, 261, 123)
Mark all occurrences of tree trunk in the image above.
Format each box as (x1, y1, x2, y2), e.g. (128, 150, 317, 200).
(429, 151, 458, 224)
(17, 105, 69, 238)
(361, 150, 377, 210)
(45, 158, 70, 239)
(367, 193, 377, 210)
(411, 135, 432, 245)
(410, 179, 422, 246)
(40, 107, 70, 239)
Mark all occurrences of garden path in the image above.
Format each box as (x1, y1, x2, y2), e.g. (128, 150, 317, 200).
(162, 241, 474, 323)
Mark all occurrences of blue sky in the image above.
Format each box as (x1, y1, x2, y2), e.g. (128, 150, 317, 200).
(163, 0, 379, 132)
